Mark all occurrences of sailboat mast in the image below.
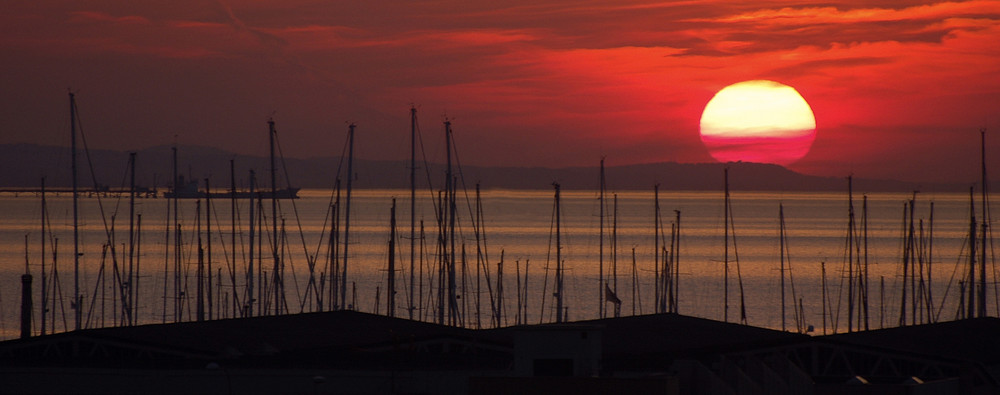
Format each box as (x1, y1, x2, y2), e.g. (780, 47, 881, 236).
(900, 201, 910, 325)
(22, 235, 33, 338)
(333, 179, 342, 310)
(910, 194, 917, 325)
(723, 168, 729, 323)
(248, 170, 256, 317)
(863, 196, 870, 329)
(654, 184, 661, 313)
(847, 176, 855, 332)
(523, 259, 529, 324)
(269, 120, 281, 315)
(135, 215, 142, 324)
(409, 107, 417, 320)
(436, 191, 445, 324)
(780, 204, 786, 332)
(342, 124, 355, 310)
(172, 145, 181, 322)
(496, 251, 504, 327)
(388, 198, 397, 317)
(196, 200, 204, 322)
(445, 120, 459, 326)
(128, 153, 136, 326)
(821, 261, 827, 334)
(70, 92, 81, 331)
(554, 182, 564, 323)
(205, 178, 213, 320)
(41, 177, 47, 335)
(979, 128, 988, 318)
(613, 194, 619, 318)
(599, 158, 606, 318)
(673, 210, 681, 313)
(230, 160, 237, 318)
(968, 187, 976, 319)
(515, 260, 521, 325)
(474, 184, 484, 329)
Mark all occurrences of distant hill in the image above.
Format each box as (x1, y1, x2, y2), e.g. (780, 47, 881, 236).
(0, 143, 964, 192)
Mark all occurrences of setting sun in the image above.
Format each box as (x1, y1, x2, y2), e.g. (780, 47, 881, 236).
(700, 80, 817, 166)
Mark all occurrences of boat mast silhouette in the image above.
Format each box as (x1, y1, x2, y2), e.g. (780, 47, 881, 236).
(70, 92, 81, 331)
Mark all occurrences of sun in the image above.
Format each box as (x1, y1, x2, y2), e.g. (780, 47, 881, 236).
(700, 80, 816, 166)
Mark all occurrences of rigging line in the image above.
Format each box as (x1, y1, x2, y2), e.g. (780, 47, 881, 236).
(981, 128, 996, 315)
(84, 244, 110, 329)
(990, 219, 998, 316)
(475, 187, 498, 325)
(276, 220, 303, 312)
(727, 190, 748, 325)
(75, 104, 133, 311)
(109, 153, 131, 219)
(832, 199, 855, 332)
(314, 203, 334, 309)
(785, 212, 803, 332)
(538, 191, 558, 324)
(236, 179, 250, 317)
(279, 222, 296, 314)
(74, 106, 120, 246)
(889, 202, 909, 325)
(499, 251, 511, 325)
(271, 133, 309, 314)
(208, 191, 242, 313)
(418, 119, 443, 226)
(935, 231, 971, 321)
(76, 104, 141, 325)
(447, 126, 480, 240)
(273, 132, 314, 264)
(161, 194, 170, 323)
(448, 129, 496, 317)
(983, 193, 997, 317)
(300, 128, 351, 269)
(307, 129, 351, 311)
(655, 194, 667, 312)
(272, 131, 314, 311)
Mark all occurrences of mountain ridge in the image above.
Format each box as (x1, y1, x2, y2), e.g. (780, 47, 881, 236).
(0, 143, 971, 192)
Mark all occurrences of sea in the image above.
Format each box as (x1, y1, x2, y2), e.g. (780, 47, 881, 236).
(0, 188, 990, 339)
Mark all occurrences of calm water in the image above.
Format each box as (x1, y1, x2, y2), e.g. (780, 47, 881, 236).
(0, 188, 992, 339)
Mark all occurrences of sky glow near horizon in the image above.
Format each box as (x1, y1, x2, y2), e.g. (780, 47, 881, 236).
(1, 1, 999, 183)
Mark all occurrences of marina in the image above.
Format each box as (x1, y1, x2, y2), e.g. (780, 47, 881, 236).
(0, 186, 992, 338)
(0, 99, 995, 394)
(0, 98, 994, 339)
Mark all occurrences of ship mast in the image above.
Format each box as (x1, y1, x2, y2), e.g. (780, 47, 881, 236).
(341, 123, 355, 310)
(445, 120, 459, 326)
(409, 107, 417, 319)
(269, 119, 281, 315)
(128, 153, 136, 326)
(248, 170, 256, 317)
(723, 168, 729, 323)
(979, 128, 988, 318)
(780, 204, 786, 332)
(968, 187, 976, 319)
(388, 198, 397, 317)
(847, 176, 855, 332)
(554, 182, 564, 323)
(70, 92, 81, 330)
(40, 177, 47, 335)
(599, 158, 605, 318)
(172, 145, 181, 322)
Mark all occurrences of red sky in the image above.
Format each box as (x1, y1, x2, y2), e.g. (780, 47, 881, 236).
(2, 1, 999, 183)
